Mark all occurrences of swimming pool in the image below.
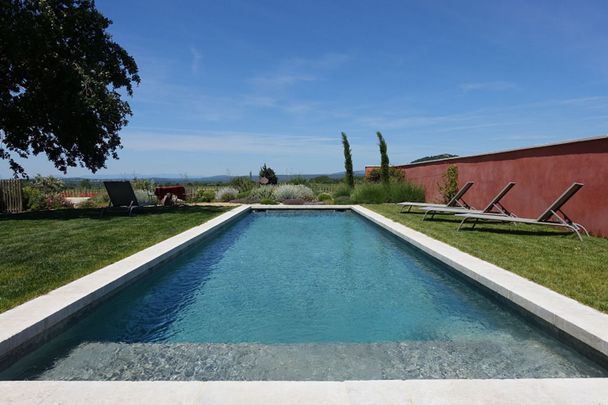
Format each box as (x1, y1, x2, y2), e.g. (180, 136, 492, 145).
(1, 210, 606, 380)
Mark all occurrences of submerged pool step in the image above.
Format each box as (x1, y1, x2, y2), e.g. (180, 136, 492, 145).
(18, 341, 606, 381)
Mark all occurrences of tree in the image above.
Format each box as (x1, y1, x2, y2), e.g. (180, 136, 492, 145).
(376, 132, 390, 186)
(439, 164, 459, 204)
(79, 178, 92, 189)
(259, 163, 278, 185)
(0, 0, 140, 177)
(411, 153, 458, 163)
(341, 132, 354, 188)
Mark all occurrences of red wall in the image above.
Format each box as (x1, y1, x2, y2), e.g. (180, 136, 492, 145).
(365, 137, 608, 236)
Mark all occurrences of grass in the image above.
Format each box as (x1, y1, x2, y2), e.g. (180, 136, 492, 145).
(0, 206, 230, 313)
(365, 204, 608, 313)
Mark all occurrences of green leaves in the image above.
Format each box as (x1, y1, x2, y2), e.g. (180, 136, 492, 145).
(376, 131, 390, 186)
(0, 0, 140, 176)
(341, 132, 355, 188)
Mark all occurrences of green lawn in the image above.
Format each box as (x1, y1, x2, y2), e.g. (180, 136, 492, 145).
(365, 204, 608, 313)
(0, 206, 230, 313)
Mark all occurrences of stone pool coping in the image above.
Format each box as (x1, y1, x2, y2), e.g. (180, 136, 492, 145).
(1, 379, 608, 404)
(351, 205, 608, 359)
(1, 204, 607, 402)
(0, 205, 250, 364)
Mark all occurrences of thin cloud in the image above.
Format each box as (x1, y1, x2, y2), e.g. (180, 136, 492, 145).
(249, 74, 317, 88)
(249, 52, 351, 90)
(190, 47, 203, 74)
(460, 81, 516, 92)
(124, 130, 340, 155)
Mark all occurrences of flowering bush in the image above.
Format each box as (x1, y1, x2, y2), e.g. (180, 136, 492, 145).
(272, 184, 314, 201)
(215, 187, 239, 202)
(23, 175, 73, 210)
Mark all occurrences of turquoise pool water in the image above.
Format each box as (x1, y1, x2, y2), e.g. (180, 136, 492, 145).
(2, 210, 606, 380)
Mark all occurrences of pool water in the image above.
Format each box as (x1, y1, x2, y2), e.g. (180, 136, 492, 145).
(2, 210, 606, 380)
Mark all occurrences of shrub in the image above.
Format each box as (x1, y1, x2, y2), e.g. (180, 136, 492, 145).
(334, 196, 352, 205)
(84, 192, 110, 208)
(23, 186, 73, 210)
(237, 190, 251, 199)
(260, 198, 277, 205)
(78, 198, 97, 209)
(272, 184, 315, 201)
(332, 184, 352, 198)
(23, 175, 73, 210)
(282, 198, 306, 205)
(439, 165, 459, 204)
(192, 188, 215, 202)
(351, 183, 388, 204)
(249, 186, 276, 202)
(230, 176, 256, 192)
(366, 167, 404, 183)
(134, 189, 156, 205)
(387, 182, 425, 203)
(215, 187, 239, 202)
(318, 192, 332, 201)
(351, 181, 425, 204)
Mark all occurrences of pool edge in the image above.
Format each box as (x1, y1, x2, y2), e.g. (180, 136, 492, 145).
(352, 205, 608, 361)
(0, 205, 251, 366)
(1, 379, 607, 404)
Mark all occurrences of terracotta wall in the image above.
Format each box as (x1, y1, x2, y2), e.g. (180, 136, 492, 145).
(365, 137, 608, 236)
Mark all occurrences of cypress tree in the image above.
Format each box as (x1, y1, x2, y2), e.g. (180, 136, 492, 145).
(341, 132, 355, 188)
(377, 132, 390, 186)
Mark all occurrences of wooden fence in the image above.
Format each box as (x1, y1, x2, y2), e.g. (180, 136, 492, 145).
(0, 179, 24, 213)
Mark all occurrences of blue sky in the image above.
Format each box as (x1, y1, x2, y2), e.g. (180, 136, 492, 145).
(6, 0, 608, 177)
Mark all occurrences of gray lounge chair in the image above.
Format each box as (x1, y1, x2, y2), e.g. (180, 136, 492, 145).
(398, 181, 474, 213)
(421, 182, 516, 220)
(456, 183, 589, 240)
(102, 181, 140, 216)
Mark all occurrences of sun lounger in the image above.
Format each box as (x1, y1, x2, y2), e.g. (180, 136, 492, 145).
(397, 181, 474, 213)
(101, 181, 141, 216)
(421, 182, 516, 220)
(456, 183, 589, 240)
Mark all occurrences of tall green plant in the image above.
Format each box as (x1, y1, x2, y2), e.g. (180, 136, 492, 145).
(341, 132, 355, 188)
(439, 165, 459, 204)
(259, 163, 278, 185)
(376, 132, 390, 186)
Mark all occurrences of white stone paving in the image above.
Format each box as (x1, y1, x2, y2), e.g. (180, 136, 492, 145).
(1, 379, 607, 404)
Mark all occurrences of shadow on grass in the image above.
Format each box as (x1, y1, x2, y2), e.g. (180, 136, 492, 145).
(0, 205, 228, 222)
(458, 225, 572, 238)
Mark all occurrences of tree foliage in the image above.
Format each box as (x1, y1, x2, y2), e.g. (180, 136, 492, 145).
(0, 0, 140, 176)
(341, 132, 354, 188)
(411, 153, 458, 163)
(259, 163, 278, 185)
(366, 167, 404, 183)
(376, 131, 390, 186)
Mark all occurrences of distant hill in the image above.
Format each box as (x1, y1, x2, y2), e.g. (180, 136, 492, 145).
(411, 153, 458, 163)
(62, 170, 365, 184)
